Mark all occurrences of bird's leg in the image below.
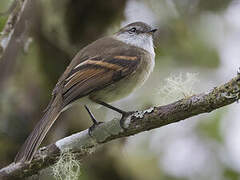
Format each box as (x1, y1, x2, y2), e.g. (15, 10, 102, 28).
(84, 105, 103, 136)
(95, 100, 127, 115)
(95, 100, 133, 129)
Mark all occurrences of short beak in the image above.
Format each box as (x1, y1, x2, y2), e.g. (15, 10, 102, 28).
(147, 28, 158, 35)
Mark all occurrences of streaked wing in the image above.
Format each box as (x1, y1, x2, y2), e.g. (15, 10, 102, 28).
(62, 55, 140, 106)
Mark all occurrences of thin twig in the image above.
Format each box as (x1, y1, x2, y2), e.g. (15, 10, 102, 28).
(0, 0, 26, 56)
(0, 0, 33, 89)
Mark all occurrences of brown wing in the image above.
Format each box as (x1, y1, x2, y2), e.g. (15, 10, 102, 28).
(62, 54, 140, 106)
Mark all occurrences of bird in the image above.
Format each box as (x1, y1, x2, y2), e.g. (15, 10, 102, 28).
(14, 21, 157, 163)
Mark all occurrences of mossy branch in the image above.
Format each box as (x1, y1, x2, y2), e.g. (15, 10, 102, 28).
(0, 71, 240, 179)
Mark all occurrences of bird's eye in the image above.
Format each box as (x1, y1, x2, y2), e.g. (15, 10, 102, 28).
(129, 27, 137, 33)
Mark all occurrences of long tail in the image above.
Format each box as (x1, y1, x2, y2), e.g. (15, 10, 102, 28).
(14, 96, 62, 163)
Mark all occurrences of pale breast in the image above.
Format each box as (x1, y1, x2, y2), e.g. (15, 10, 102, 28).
(89, 52, 155, 103)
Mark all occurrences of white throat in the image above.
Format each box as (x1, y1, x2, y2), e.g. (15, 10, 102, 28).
(114, 33, 155, 56)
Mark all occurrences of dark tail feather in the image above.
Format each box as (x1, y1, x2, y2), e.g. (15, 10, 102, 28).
(14, 99, 62, 163)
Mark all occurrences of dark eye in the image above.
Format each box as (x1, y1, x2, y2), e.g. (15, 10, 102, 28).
(129, 27, 137, 33)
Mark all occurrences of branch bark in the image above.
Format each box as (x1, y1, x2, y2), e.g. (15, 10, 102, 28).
(0, 72, 240, 179)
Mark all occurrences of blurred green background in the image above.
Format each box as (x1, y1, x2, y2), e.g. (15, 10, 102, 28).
(0, 0, 240, 179)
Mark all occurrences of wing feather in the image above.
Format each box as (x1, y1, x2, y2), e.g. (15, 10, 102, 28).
(63, 69, 114, 105)
(61, 54, 140, 107)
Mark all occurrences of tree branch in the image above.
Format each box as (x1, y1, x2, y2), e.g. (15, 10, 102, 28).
(1, 71, 240, 179)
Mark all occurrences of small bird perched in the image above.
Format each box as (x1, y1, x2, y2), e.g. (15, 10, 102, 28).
(14, 21, 157, 163)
